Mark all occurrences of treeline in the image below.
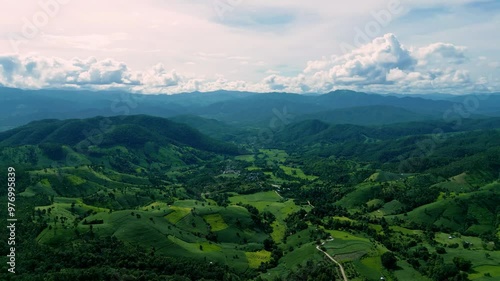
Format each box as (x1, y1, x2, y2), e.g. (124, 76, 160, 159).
(1, 236, 245, 281)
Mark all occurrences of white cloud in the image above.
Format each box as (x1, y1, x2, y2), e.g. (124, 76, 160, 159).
(0, 53, 261, 94)
(0, 33, 498, 94)
(256, 33, 498, 94)
(329, 34, 415, 84)
(0, 55, 139, 88)
(0, 0, 498, 93)
(415, 43, 467, 65)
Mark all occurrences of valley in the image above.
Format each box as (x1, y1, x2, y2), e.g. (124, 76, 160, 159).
(0, 92, 499, 281)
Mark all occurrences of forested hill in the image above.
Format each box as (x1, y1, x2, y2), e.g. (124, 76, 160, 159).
(0, 115, 239, 155)
(273, 117, 500, 146)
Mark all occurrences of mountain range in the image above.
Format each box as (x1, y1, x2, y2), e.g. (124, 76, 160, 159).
(2, 87, 499, 131)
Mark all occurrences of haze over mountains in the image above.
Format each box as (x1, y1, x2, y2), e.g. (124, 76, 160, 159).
(2, 87, 500, 132)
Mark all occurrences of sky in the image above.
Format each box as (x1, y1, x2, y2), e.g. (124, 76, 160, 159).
(0, 0, 499, 95)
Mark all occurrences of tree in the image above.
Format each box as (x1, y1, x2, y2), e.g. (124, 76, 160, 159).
(381, 252, 397, 270)
(453, 256, 472, 272)
(436, 246, 446, 254)
(263, 238, 275, 251)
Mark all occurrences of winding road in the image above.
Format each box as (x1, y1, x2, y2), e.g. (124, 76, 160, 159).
(316, 245, 348, 281)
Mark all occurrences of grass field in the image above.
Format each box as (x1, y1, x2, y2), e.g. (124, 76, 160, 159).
(270, 220, 286, 242)
(393, 260, 431, 281)
(168, 235, 222, 253)
(229, 191, 307, 245)
(325, 230, 371, 242)
(356, 257, 384, 280)
(469, 265, 500, 280)
(392, 190, 499, 236)
(165, 206, 192, 224)
(318, 229, 428, 281)
(204, 213, 229, 231)
(324, 238, 372, 262)
(141, 201, 171, 212)
(235, 155, 255, 162)
(230, 191, 281, 205)
(245, 250, 271, 268)
(35, 196, 115, 245)
(379, 200, 404, 216)
(36, 202, 262, 272)
(37, 225, 76, 245)
(391, 226, 423, 235)
(229, 191, 306, 220)
(258, 149, 288, 163)
(279, 165, 318, 180)
(263, 242, 323, 280)
(246, 166, 261, 171)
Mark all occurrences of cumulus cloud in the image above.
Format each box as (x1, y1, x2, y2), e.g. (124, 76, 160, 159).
(415, 43, 467, 65)
(0, 34, 497, 94)
(259, 34, 494, 94)
(0, 55, 136, 88)
(0, 54, 264, 94)
(310, 34, 415, 86)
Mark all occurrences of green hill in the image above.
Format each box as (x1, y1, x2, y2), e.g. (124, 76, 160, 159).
(0, 115, 239, 155)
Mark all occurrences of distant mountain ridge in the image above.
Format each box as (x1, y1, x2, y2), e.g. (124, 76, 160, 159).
(1, 87, 500, 130)
(297, 105, 430, 125)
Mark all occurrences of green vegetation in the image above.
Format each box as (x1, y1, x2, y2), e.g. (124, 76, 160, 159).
(204, 213, 229, 231)
(245, 250, 272, 268)
(1, 112, 499, 281)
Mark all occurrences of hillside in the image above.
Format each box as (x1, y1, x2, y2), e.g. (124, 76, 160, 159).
(0, 115, 239, 155)
(169, 114, 248, 141)
(1, 114, 499, 281)
(298, 105, 431, 125)
(273, 117, 500, 147)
